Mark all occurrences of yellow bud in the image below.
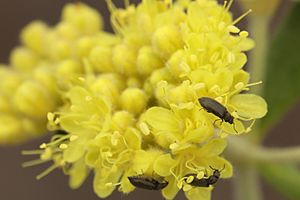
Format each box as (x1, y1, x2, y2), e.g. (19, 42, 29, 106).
(96, 73, 126, 91)
(137, 46, 163, 76)
(20, 21, 49, 54)
(13, 80, 56, 118)
(55, 22, 79, 40)
(89, 46, 114, 73)
(49, 40, 72, 61)
(167, 50, 188, 78)
(112, 43, 137, 76)
(90, 75, 121, 108)
(112, 111, 135, 131)
(0, 68, 23, 97)
(74, 37, 95, 58)
(10, 47, 39, 71)
(33, 66, 58, 97)
(120, 88, 148, 115)
(62, 3, 103, 35)
(126, 77, 142, 88)
(168, 81, 195, 104)
(56, 59, 83, 79)
(152, 25, 184, 58)
(149, 68, 176, 88)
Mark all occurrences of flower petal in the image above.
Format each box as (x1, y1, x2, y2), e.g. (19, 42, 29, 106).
(230, 94, 267, 119)
(185, 187, 212, 200)
(69, 158, 89, 189)
(153, 154, 177, 177)
(198, 138, 227, 157)
(93, 168, 122, 198)
(145, 107, 181, 133)
(162, 176, 180, 200)
(124, 127, 141, 150)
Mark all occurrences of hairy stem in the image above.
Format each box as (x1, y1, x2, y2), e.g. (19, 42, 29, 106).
(227, 137, 300, 164)
(248, 15, 270, 95)
(233, 164, 263, 200)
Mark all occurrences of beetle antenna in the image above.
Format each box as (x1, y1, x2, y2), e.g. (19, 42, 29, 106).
(209, 166, 217, 171)
(220, 164, 226, 172)
(233, 123, 238, 134)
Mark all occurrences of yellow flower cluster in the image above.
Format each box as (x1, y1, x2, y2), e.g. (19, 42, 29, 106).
(18, 1, 268, 200)
(0, 3, 118, 144)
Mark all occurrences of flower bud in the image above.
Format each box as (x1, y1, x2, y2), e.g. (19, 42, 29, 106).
(137, 46, 163, 76)
(112, 111, 135, 131)
(10, 47, 39, 72)
(13, 80, 56, 118)
(89, 46, 114, 73)
(112, 43, 137, 76)
(90, 75, 121, 108)
(0, 67, 23, 97)
(56, 59, 83, 79)
(120, 88, 148, 115)
(152, 25, 184, 58)
(55, 22, 80, 40)
(74, 37, 95, 58)
(20, 21, 49, 54)
(167, 50, 189, 79)
(62, 3, 103, 35)
(49, 39, 72, 61)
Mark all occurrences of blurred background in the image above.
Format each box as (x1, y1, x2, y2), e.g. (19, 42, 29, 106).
(0, 0, 299, 199)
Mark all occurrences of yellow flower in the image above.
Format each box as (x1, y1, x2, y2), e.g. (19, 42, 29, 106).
(16, 1, 269, 200)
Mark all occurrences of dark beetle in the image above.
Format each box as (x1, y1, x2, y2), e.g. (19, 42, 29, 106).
(184, 166, 224, 187)
(128, 175, 168, 190)
(199, 97, 234, 124)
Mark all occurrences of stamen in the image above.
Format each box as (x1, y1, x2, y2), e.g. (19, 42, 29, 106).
(21, 150, 44, 155)
(186, 175, 194, 183)
(36, 164, 58, 180)
(139, 122, 150, 136)
(59, 143, 68, 150)
(40, 143, 47, 149)
(22, 159, 50, 168)
(232, 9, 252, 25)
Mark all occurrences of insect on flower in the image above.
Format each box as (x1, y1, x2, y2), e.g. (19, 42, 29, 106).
(184, 165, 225, 187)
(128, 174, 168, 190)
(198, 97, 238, 133)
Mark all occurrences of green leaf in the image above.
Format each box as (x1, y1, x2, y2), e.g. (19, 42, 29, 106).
(262, 3, 300, 130)
(259, 164, 300, 200)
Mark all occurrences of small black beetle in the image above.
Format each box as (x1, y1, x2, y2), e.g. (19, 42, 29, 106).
(128, 175, 168, 190)
(199, 97, 233, 124)
(184, 166, 224, 187)
(199, 97, 238, 132)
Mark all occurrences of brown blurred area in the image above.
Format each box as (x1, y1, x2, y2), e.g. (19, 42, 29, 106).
(0, 0, 299, 200)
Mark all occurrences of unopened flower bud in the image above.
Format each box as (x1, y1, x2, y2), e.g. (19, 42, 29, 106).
(120, 88, 148, 115)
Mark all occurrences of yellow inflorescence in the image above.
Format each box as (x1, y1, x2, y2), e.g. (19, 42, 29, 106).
(7, 1, 267, 200)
